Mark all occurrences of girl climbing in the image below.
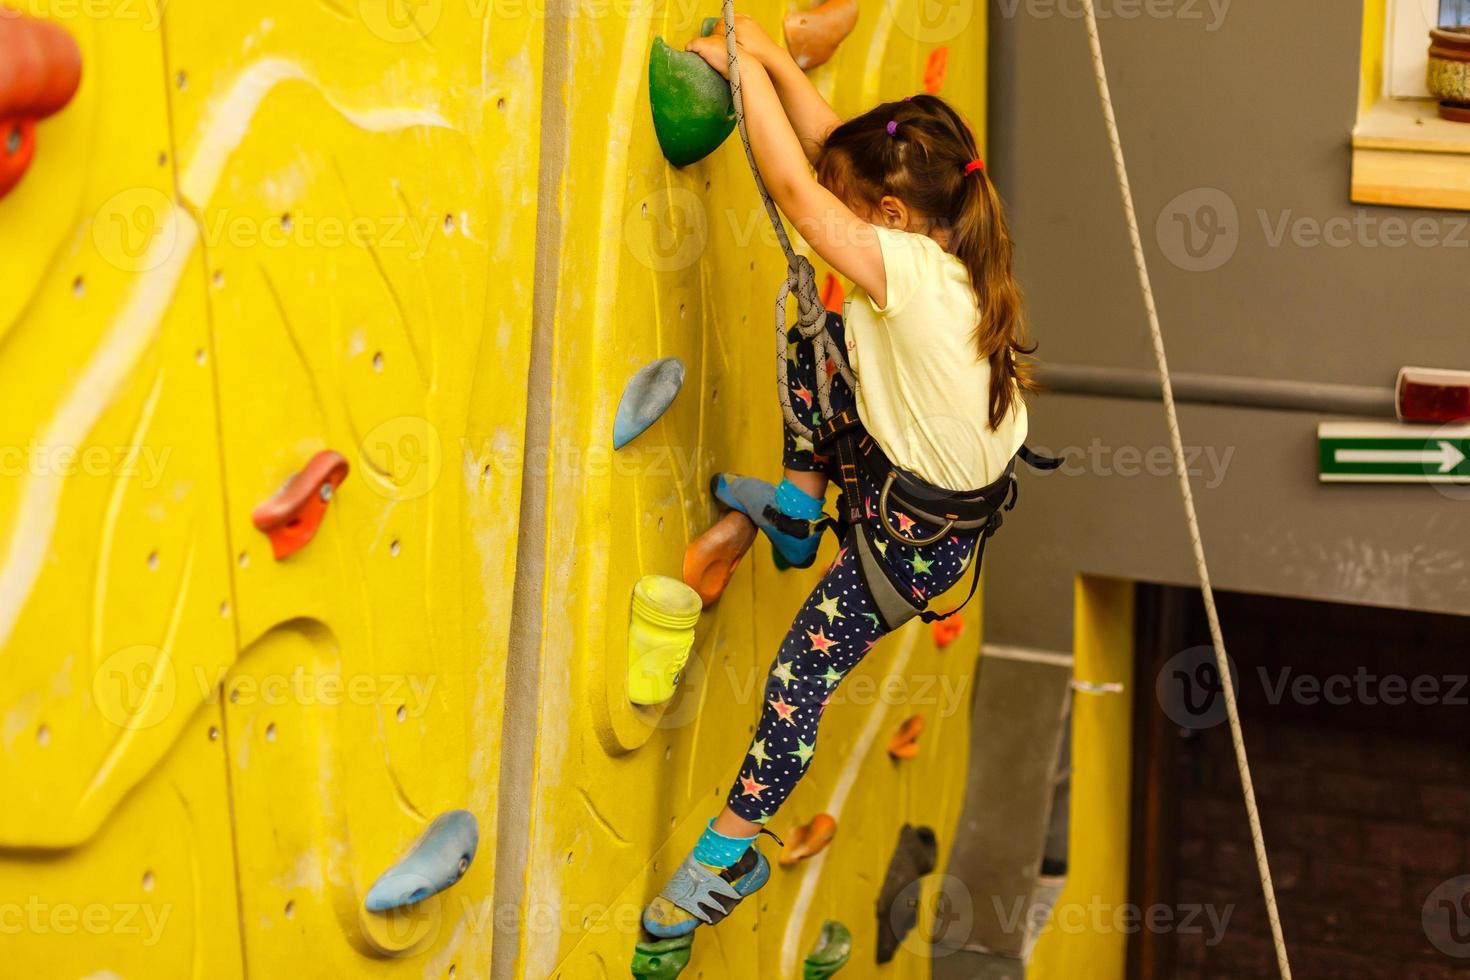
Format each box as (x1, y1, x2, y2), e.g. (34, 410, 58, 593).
(641, 13, 1042, 941)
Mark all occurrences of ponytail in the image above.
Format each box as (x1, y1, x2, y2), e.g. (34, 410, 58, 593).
(952, 164, 1037, 430)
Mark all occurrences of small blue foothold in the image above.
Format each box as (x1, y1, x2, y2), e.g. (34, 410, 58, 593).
(614, 357, 686, 450)
(364, 809, 479, 912)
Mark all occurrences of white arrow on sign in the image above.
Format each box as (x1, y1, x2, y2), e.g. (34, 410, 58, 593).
(1335, 440, 1466, 474)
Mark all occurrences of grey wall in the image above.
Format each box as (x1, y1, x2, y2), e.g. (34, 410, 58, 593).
(985, 0, 1470, 651)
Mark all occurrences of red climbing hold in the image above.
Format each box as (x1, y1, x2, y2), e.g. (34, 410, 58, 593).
(819, 272, 845, 313)
(252, 451, 350, 560)
(0, 117, 35, 197)
(0, 12, 82, 199)
(0, 13, 82, 119)
(932, 612, 964, 649)
(923, 46, 949, 95)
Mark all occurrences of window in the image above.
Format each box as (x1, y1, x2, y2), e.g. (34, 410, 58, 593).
(1351, 0, 1470, 211)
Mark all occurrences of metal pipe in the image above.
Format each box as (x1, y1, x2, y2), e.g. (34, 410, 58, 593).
(1037, 363, 1396, 418)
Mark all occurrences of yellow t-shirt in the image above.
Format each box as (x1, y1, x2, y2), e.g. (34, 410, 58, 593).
(843, 225, 1028, 492)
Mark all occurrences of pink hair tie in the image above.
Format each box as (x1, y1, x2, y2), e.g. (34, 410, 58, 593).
(963, 158, 984, 176)
(885, 120, 898, 136)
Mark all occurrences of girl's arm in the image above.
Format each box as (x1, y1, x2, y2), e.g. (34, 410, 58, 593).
(722, 15, 840, 162)
(687, 37, 887, 308)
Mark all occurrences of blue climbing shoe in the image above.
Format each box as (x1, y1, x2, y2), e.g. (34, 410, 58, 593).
(641, 843, 773, 940)
(711, 473, 823, 569)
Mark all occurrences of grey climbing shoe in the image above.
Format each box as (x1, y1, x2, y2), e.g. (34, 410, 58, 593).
(641, 843, 772, 940)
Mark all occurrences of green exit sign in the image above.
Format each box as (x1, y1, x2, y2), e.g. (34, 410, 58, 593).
(1319, 422, 1470, 483)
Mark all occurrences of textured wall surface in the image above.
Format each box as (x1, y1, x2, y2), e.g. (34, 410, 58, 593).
(0, 0, 994, 977)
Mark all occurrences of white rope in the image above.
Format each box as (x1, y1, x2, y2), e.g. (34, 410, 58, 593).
(1076, 3, 1292, 976)
(719, 0, 853, 441)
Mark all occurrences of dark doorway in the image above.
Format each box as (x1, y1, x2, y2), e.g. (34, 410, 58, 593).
(1129, 584, 1470, 979)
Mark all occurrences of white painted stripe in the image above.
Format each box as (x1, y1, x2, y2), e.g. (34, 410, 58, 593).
(0, 217, 196, 652)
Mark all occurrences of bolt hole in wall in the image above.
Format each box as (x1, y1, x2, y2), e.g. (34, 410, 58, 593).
(1129, 584, 1470, 980)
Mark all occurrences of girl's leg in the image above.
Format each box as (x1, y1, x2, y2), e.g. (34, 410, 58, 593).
(644, 529, 888, 936)
(721, 529, 888, 824)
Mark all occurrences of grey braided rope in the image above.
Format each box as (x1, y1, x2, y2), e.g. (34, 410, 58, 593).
(720, 0, 853, 441)
(1079, 2, 1292, 977)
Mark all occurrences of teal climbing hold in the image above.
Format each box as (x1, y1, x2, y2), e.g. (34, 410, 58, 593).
(364, 810, 479, 912)
(632, 932, 694, 979)
(614, 357, 685, 450)
(648, 37, 736, 167)
(804, 920, 853, 978)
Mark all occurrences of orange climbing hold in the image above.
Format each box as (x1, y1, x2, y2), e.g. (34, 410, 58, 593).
(783, 0, 859, 71)
(780, 813, 837, 867)
(887, 714, 925, 760)
(932, 612, 964, 649)
(682, 510, 757, 608)
(923, 46, 949, 95)
(252, 450, 350, 560)
(819, 272, 844, 313)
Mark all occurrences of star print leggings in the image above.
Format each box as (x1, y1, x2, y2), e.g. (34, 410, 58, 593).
(725, 313, 981, 824)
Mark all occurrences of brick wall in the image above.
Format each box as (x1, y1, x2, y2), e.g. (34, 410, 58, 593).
(1156, 592, 1470, 980)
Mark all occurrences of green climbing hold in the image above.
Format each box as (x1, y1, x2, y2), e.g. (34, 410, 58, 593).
(648, 36, 736, 167)
(632, 932, 694, 979)
(804, 920, 852, 979)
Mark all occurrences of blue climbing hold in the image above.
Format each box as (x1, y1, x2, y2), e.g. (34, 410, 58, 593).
(614, 357, 686, 450)
(364, 810, 479, 912)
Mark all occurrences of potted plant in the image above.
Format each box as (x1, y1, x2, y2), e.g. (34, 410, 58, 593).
(1429, 25, 1470, 121)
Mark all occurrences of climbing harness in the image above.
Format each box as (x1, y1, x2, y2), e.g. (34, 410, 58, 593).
(1078, 1, 1293, 976)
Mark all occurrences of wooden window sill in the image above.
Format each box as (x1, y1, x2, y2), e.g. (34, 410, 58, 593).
(1351, 98, 1470, 211)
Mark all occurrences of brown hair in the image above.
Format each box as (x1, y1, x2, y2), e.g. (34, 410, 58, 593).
(815, 94, 1037, 430)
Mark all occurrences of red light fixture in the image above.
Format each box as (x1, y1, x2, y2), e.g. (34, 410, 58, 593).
(1396, 367, 1470, 423)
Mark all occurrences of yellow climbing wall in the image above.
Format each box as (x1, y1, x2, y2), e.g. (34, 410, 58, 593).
(0, 0, 541, 975)
(0, 2, 244, 974)
(518, 2, 989, 977)
(0, 0, 988, 977)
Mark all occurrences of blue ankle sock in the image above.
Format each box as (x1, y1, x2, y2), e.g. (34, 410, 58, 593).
(774, 479, 824, 521)
(692, 820, 757, 869)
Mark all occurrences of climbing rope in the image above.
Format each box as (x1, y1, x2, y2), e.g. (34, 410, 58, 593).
(1077, 2, 1292, 977)
(719, 0, 854, 443)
